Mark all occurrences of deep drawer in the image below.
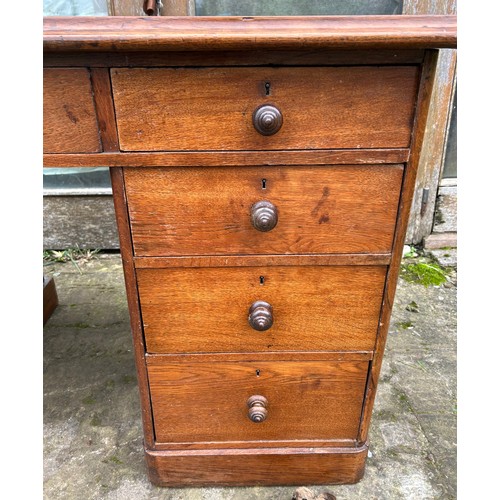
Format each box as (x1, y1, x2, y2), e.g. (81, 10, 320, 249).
(137, 264, 386, 354)
(111, 66, 418, 151)
(43, 68, 101, 154)
(147, 357, 369, 444)
(124, 165, 403, 257)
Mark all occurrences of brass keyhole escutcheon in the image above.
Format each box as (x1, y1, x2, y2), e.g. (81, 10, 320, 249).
(252, 104, 283, 136)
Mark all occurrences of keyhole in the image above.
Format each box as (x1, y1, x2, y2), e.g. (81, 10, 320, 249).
(256, 369, 261, 377)
(259, 276, 265, 285)
(261, 178, 267, 189)
(265, 82, 271, 95)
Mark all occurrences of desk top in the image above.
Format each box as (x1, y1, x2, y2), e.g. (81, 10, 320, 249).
(43, 15, 457, 53)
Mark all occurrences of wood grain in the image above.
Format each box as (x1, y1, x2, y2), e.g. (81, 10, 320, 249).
(43, 148, 410, 168)
(43, 15, 457, 52)
(43, 68, 101, 153)
(151, 438, 358, 452)
(43, 49, 426, 68)
(358, 51, 440, 443)
(41, 16, 459, 487)
(403, 2, 457, 244)
(107, 0, 144, 16)
(145, 351, 373, 364)
(147, 359, 369, 443)
(406, 48, 457, 243)
(89, 68, 119, 152)
(109, 168, 155, 448)
(146, 444, 368, 486)
(124, 165, 403, 256)
(161, 0, 194, 16)
(111, 66, 419, 151)
(403, 0, 457, 16)
(137, 265, 387, 353)
(134, 253, 392, 268)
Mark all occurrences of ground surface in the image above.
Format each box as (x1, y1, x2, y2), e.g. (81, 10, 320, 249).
(43, 253, 456, 499)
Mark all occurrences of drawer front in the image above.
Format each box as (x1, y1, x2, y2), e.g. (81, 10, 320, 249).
(148, 359, 369, 444)
(137, 265, 386, 354)
(111, 66, 418, 151)
(43, 68, 101, 154)
(125, 165, 403, 257)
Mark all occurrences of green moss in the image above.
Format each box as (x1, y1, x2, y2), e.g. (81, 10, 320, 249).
(73, 322, 90, 329)
(398, 393, 410, 404)
(393, 386, 414, 414)
(403, 245, 419, 258)
(121, 374, 135, 384)
(103, 455, 123, 465)
(405, 301, 419, 313)
(398, 320, 414, 330)
(90, 414, 102, 426)
(374, 409, 398, 422)
(415, 360, 429, 372)
(400, 262, 447, 287)
(82, 395, 96, 405)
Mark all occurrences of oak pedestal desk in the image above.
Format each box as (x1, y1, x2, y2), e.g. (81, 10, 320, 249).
(43, 16, 457, 487)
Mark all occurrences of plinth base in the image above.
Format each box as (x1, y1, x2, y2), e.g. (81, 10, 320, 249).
(145, 443, 369, 487)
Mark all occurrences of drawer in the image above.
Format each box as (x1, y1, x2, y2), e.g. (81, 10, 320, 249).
(125, 165, 403, 257)
(137, 265, 386, 354)
(147, 358, 369, 444)
(43, 68, 101, 153)
(111, 66, 418, 151)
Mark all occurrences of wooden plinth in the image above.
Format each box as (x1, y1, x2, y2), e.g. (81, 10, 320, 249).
(145, 444, 369, 487)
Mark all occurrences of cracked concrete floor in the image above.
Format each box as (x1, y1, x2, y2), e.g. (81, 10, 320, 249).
(43, 254, 456, 499)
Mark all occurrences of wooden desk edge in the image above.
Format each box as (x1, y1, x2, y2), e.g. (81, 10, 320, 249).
(43, 15, 457, 52)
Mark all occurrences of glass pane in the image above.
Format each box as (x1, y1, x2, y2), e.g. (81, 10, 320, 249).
(442, 92, 457, 179)
(43, 0, 108, 16)
(195, 0, 403, 16)
(43, 168, 112, 194)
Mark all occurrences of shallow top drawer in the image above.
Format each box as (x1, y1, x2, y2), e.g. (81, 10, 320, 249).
(43, 68, 101, 154)
(111, 66, 419, 152)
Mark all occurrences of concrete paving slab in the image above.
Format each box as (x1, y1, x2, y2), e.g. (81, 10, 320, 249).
(43, 253, 456, 499)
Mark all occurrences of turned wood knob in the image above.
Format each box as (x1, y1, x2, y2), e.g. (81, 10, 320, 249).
(247, 395, 268, 423)
(251, 201, 278, 232)
(252, 105, 283, 136)
(248, 301, 273, 331)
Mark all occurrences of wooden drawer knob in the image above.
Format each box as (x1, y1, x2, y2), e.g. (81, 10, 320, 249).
(252, 105, 283, 136)
(248, 301, 273, 331)
(247, 395, 268, 423)
(251, 201, 278, 232)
